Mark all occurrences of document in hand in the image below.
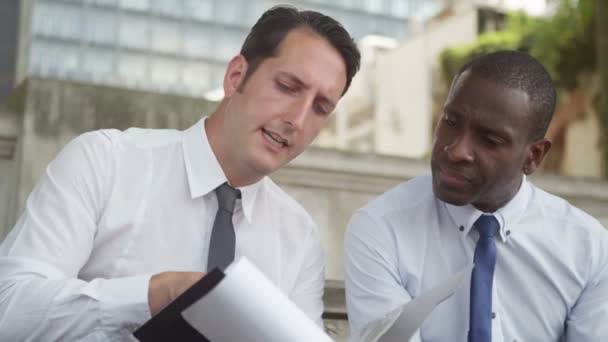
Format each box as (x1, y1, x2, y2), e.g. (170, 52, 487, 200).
(134, 257, 333, 342)
(350, 264, 473, 342)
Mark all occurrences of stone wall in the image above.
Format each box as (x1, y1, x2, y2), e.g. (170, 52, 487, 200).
(0, 82, 25, 233)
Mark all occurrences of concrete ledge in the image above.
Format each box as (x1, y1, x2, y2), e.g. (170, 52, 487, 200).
(286, 146, 608, 200)
(277, 146, 608, 222)
(274, 146, 428, 194)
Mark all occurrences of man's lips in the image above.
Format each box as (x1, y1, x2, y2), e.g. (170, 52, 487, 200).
(261, 128, 288, 148)
(437, 167, 472, 188)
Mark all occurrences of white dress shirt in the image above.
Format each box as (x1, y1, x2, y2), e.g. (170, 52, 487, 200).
(345, 175, 608, 341)
(0, 118, 325, 341)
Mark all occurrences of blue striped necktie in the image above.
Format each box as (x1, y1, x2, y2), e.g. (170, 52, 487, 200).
(468, 214, 499, 342)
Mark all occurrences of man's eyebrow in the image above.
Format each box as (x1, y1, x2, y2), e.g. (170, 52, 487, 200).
(443, 106, 463, 118)
(277, 71, 336, 108)
(478, 125, 512, 141)
(277, 72, 309, 90)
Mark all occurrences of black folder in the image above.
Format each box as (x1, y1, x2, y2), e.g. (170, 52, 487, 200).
(133, 268, 225, 341)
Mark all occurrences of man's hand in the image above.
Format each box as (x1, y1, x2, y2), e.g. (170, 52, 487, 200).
(148, 271, 205, 316)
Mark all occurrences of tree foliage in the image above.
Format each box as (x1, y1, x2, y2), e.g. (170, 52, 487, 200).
(440, 0, 595, 89)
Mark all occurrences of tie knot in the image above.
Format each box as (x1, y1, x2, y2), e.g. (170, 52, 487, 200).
(215, 182, 241, 213)
(474, 215, 499, 238)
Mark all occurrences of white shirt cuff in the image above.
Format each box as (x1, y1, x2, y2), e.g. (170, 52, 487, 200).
(94, 274, 153, 331)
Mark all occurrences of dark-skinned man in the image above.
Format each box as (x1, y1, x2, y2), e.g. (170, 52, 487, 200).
(345, 51, 608, 341)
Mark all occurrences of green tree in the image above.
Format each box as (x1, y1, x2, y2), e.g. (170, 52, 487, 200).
(441, 0, 595, 89)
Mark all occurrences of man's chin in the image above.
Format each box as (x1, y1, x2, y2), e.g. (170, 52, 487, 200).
(251, 145, 293, 172)
(251, 158, 285, 177)
(432, 184, 472, 207)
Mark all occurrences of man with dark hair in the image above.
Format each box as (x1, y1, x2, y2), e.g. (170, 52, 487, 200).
(0, 5, 360, 341)
(240, 6, 360, 96)
(345, 51, 607, 341)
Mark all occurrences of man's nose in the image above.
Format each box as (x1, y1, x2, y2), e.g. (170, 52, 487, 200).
(283, 98, 311, 130)
(444, 134, 474, 163)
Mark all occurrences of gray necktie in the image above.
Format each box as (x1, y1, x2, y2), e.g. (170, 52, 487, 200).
(207, 182, 241, 271)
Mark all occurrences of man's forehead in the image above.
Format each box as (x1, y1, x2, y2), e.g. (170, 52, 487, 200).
(450, 72, 531, 111)
(269, 44, 346, 99)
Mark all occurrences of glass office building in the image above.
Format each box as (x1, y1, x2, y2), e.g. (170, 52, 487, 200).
(21, 0, 441, 98)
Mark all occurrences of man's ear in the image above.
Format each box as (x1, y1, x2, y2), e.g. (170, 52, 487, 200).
(523, 139, 552, 175)
(223, 55, 249, 98)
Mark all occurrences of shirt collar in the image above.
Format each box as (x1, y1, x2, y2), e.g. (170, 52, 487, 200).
(443, 175, 531, 242)
(182, 117, 260, 223)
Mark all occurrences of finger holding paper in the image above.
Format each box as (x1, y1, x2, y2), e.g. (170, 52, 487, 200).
(181, 257, 333, 342)
(148, 271, 206, 316)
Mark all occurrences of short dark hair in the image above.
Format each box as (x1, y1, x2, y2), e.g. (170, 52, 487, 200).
(240, 5, 360, 96)
(456, 50, 556, 141)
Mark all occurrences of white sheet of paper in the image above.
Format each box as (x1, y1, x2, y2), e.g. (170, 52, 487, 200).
(181, 257, 333, 342)
(352, 264, 473, 342)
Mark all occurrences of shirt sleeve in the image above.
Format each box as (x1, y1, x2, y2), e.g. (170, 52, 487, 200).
(565, 231, 608, 341)
(0, 131, 152, 341)
(343, 210, 422, 341)
(288, 225, 326, 327)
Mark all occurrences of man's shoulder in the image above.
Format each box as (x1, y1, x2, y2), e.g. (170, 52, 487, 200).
(360, 175, 435, 220)
(530, 183, 606, 235)
(260, 177, 315, 226)
(103, 127, 182, 146)
(69, 127, 184, 156)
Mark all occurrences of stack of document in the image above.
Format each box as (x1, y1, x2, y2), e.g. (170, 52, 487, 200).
(134, 257, 332, 341)
(135, 257, 471, 342)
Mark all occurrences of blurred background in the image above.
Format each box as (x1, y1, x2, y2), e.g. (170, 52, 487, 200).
(1, 0, 607, 339)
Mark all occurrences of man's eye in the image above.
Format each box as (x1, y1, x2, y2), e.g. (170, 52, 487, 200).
(443, 115, 456, 127)
(313, 103, 330, 116)
(482, 136, 502, 147)
(277, 82, 296, 94)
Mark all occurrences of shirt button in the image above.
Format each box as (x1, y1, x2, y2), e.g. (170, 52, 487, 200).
(506, 230, 511, 236)
(492, 312, 496, 319)
(459, 226, 464, 232)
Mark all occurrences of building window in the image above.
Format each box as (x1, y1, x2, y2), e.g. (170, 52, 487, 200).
(150, 0, 184, 18)
(82, 47, 114, 80)
(215, 0, 242, 25)
(29, 40, 80, 78)
(32, 1, 82, 41)
(183, 23, 213, 58)
(182, 61, 211, 94)
(150, 18, 181, 54)
(84, 8, 117, 45)
(118, 13, 148, 49)
(119, 0, 150, 11)
(117, 52, 148, 85)
(150, 56, 178, 88)
(85, 0, 118, 6)
(215, 29, 245, 61)
(184, 0, 214, 22)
